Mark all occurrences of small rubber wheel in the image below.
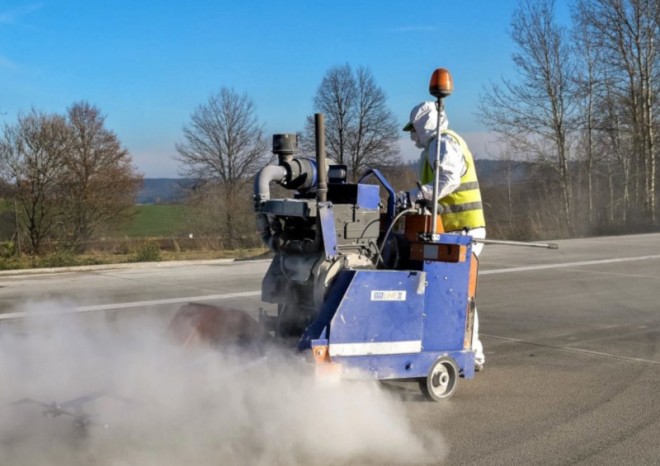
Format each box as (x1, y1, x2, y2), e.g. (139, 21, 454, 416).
(419, 357, 459, 401)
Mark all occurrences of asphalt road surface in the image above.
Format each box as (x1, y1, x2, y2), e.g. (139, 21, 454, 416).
(1, 233, 659, 465)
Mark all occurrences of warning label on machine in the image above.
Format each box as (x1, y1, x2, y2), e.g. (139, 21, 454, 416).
(370, 290, 407, 301)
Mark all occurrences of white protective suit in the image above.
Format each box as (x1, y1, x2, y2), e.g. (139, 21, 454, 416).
(406, 101, 486, 367)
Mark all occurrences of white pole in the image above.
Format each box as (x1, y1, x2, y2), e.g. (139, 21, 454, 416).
(429, 98, 444, 241)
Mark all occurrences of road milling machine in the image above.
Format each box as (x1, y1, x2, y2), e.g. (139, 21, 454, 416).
(169, 69, 480, 400)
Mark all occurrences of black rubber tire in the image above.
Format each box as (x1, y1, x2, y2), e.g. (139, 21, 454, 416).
(419, 356, 459, 401)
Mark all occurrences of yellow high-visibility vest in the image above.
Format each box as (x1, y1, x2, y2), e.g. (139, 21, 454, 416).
(419, 129, 486, 231)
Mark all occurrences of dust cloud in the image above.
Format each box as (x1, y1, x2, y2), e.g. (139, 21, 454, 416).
(0, 301, 447, 466)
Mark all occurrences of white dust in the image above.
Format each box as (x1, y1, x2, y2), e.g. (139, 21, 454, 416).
(0, 301, 447, 465)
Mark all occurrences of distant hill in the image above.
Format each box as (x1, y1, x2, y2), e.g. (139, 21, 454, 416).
(475, 159, 534, 186)
(137, 160, 534, 204)
(137, 178, 190, 204)
(405, 159, 534, 186)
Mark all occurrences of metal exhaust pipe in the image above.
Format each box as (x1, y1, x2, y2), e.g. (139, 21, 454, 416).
(315, 113, 327, 203)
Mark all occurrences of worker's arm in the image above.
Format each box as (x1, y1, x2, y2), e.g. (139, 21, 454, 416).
(412, 134, 464, 201)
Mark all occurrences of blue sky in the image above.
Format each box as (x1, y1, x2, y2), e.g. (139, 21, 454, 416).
(0, 1, 572, 177)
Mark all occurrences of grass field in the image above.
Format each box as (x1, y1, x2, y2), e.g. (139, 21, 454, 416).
(0, 201, 190, 239)
(0, 203, 191, 241)
(0, 201, 269, 270)
(122, 204, 189, 237)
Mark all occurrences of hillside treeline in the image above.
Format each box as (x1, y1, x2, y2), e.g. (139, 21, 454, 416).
(479, 0, 660, 238)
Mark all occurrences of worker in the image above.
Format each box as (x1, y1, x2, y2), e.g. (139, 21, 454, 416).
(398, 101, 487, 371)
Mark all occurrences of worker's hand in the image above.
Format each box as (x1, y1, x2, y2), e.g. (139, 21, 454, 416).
(415, 198, 434, 212)
(395, 191, 411, 210)
(408, 184, 433, 202)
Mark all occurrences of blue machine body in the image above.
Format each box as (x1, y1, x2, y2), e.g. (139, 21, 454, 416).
(299, 233, 476, 381)
(253, 149, 477, 393)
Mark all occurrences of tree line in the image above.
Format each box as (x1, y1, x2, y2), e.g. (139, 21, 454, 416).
(0, 102, 142, 254)
(4, 0, 659, 257)
(0, 65, 402, 255)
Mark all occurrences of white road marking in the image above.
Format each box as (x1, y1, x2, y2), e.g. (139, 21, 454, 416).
(480, 254, 660, 275)
(0, 291, 261, 320)
(2, 254, 659, 321)
(483, 334, 660, 366)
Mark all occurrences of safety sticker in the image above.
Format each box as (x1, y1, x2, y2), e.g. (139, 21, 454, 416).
(370, 290, 407, 301)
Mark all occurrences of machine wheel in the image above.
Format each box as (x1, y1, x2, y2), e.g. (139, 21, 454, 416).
(419, 357, 459, 401)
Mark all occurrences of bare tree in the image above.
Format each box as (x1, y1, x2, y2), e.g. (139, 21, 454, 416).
(598, 77, 633, 224)
(60, 101, 143, 249)
(350, 67, 401, 174)
(478, 0, 577, 234)
(175, 88, 269, 240)
(572, 4, 606, 227)
(0, 110, 70, 254)
(305, 64, 355, 169)
(576, 0, 660, 225)
(183, 182, 258, 247)
(304, 64, 400, 180)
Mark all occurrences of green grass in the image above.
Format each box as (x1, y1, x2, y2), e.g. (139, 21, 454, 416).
(0, 202, 190, 240)
(122, 204, 189, 237)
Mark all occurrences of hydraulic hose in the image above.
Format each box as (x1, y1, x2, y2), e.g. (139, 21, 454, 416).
(377, 208, 417, 265)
